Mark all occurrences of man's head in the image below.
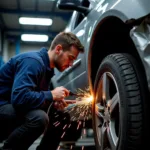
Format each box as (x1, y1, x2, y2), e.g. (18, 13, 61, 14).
(49, 32, 84, 72)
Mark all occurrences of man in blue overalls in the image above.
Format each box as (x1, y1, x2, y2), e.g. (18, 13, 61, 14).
(0, 32, 84, 150)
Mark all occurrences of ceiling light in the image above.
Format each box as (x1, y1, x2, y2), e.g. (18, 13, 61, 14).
(21, 34, 49, 42)
(19, 17, 52, 26)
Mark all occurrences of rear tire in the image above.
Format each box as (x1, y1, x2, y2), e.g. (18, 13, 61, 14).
(92, 53, 149, 150)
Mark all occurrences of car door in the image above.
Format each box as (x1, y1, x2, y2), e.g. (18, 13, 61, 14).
(51, 0, 90, 95)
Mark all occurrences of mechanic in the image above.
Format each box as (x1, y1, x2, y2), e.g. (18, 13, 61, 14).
(0, 32, 84, 150)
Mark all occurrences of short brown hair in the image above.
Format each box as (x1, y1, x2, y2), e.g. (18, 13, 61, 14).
(50, 32, 84, 52)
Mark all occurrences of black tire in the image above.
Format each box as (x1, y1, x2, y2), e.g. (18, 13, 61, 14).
(92, 53, 149, 150)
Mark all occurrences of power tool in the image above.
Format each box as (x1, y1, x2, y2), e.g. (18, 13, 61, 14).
(69, 91, 84, 97)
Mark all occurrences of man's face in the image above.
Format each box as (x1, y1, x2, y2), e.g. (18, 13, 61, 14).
(54, 45, 79, 72)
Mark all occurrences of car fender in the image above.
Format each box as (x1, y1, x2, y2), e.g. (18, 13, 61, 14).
(84, 0, 150, 90)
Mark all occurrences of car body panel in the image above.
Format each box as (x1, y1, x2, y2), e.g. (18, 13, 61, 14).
(51, 0, 150, 92)
(130, 23, 150, 90)
(52, 11, 88, 94)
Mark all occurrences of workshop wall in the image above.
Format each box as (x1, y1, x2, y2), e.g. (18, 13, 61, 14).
(20, 43, 49, 53)
(3, 36, 9, 63)
(5, 42, 49, 62)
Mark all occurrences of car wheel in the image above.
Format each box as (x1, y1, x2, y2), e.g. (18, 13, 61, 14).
(92, 53, 148, 150)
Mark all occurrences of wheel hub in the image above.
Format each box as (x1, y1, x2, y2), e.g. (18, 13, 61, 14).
(103, 105, 110, 123)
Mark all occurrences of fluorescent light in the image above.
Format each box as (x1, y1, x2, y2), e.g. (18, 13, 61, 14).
(19, 17, 52, 26)
(21, 34, 48, 42)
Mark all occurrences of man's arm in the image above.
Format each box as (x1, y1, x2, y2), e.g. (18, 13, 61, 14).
(11, 58, 52, 111)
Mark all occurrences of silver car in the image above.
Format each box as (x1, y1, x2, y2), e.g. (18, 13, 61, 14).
(51, 0, 150, 149)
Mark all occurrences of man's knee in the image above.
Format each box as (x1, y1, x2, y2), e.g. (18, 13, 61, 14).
(27, 110, 49, 129)
(0, 104, 16, 116)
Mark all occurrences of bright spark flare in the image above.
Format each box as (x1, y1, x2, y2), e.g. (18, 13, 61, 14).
(84, 95, 93, 103)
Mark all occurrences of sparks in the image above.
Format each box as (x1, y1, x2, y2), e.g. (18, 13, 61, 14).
(83, 129, 86, 135)
(57, 145, 60, 150)
(82, 146, 84, 150)
(53, 121, 59, 126)
(70, 145, 73, 149)
(55, 122, 60, 127)
(85, 95, 93, 103)
(77, 121, 81, 130)
(55, 115, 59, 118)
(54, 87, 93, 150)
(61, 131, 66, 139)
(68, 124, 71, 128)
(63, 124, 67, 130)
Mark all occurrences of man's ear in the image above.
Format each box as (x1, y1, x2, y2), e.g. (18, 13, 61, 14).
(55, 44, 62, 54)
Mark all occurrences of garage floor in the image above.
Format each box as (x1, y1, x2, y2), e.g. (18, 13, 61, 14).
(0, 129, 96, 150)
(28, 135, 96, 150)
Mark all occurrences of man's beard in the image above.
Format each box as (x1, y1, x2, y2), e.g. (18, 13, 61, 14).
(54, 58, 63, 72)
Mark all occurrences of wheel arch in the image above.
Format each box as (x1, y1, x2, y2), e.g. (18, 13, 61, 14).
(88, 16, 145, 91)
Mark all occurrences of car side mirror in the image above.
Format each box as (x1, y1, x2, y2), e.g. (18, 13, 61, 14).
(57, 0, 90, 16)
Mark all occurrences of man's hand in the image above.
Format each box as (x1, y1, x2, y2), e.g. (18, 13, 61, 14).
(51, 86, 69, 109)
(51, 86, 69, 101)
(53, 100, 67, 111)
(53, 100, 76, 111)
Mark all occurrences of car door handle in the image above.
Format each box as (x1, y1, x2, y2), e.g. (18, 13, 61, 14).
(57, 59, 81, 82)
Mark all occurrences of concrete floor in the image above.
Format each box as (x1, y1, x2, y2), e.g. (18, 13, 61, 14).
(0, 130, 96, 150)
(28, 136, 96, 150)
(28, 128, 96, 150)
